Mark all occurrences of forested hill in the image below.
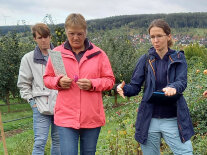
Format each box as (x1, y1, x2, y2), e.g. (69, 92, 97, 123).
(87, 12, 207, 31)
(0, 25, 31, 35)
(0, 12, 207, 35)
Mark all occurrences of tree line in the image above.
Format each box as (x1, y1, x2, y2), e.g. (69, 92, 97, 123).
(1, 12, 207, 35)
(87, 12, 207, 32)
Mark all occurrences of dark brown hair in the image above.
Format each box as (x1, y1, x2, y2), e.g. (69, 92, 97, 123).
(31, 23, 51, 38)
(148, 19, 173, 47)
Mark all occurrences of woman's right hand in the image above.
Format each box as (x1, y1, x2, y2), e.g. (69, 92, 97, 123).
(117, 81, 125, 99)
(58, 76, 73, 89)
(203, 90, 207, 98)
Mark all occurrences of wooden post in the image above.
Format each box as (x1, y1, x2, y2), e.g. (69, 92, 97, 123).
(114, 92, 118, 106)
(0, 112, 8, 155)
(6, 93, 10, 113)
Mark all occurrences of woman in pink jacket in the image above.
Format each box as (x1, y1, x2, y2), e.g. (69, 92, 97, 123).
(43, 13, 115, 155)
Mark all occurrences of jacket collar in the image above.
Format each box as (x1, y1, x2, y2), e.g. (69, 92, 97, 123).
(147, 47, 183, 81)
(169, 50, 184, 62)
(148, 47, 175, 59)
(63, 38, 93, 52)
(33, 43, 54, 65)
(148, 47, 183, 62)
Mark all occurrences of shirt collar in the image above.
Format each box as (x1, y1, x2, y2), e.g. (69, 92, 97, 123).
(33, 43, 54, 65)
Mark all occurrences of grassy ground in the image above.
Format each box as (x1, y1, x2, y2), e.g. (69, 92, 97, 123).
(0, 96, 207, 154)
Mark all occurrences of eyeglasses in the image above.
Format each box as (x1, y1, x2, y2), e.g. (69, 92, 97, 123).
(150, 34, 167, 40)
(67, 32, 85, 38)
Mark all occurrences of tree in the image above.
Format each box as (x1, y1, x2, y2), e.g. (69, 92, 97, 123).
(0, 32, 34, 110)
(52, 26, 67, 46)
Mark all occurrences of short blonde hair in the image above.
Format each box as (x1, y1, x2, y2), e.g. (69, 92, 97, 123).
(64, 13, 87, 31)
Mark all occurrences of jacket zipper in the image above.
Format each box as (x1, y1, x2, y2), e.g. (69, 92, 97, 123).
(42, 64, 48, 104)
(167, 56, 173, 84)
(177, 115, 185, 142)
(168, 56, 186, 142)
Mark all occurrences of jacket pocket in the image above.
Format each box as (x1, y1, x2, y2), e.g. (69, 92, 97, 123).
(33, 89, 57, 115)
(48, 90, 58, 114)
(32, 86, 50, 97)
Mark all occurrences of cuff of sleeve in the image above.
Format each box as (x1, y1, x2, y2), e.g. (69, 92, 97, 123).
(167, 85, 178, 91)
(55, 75, 64, 89)
(113, 84, 119, 94)
(29, 99, 36, 108)
(27, 97, 33, 103)
(123, 85, 127, 96)
(89, 80, 96, 91)
(90, 83, 96, 91)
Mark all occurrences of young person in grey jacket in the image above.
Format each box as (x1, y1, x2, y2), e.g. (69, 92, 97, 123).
(17, 23, 60, 155)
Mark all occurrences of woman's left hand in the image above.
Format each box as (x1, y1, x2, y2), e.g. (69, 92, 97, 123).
(76, 79, 92, 90)
(162, 87, 176, 96)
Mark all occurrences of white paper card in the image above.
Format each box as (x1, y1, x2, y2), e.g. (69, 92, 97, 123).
(48, 49, 66, 76)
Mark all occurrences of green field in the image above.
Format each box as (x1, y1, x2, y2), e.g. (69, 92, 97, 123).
(0, 94, 207, 154)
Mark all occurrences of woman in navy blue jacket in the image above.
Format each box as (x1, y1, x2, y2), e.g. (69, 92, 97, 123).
(117, 19, 194, 154)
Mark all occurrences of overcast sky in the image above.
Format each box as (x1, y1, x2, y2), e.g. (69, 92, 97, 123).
(0, 0, 207, 26)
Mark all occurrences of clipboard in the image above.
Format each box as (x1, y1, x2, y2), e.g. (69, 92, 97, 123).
(148, 91, 182, 104)
(48, 49, 67, 76)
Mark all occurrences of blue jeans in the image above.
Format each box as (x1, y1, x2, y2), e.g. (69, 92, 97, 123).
(141, 118, 193, 155)
(32, 107, 61, 155)
(57, 126, 101, 155)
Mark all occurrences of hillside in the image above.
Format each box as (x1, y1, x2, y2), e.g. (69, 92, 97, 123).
(0, 25, 31, 35)
(0, 12, 207, 35)
(87, 12, 207, 31)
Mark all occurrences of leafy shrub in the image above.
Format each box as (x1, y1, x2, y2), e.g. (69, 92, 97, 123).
(184, 43, 207, 67)
(0, 32, 34, 104)
(52, 26, 67, 46)
(93, 29, 146, 83)
(97, 97, 142, 154)
(192, 134, 207, 154)
(185, 56, 207, 135)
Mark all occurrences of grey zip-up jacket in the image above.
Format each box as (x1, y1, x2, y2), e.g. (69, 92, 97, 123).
(17, 45, 57, 115)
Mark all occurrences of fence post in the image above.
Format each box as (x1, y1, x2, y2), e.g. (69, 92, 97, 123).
(0, 112, 8, 155)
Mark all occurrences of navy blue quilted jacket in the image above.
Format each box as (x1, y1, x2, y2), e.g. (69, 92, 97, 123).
(123, 47, 194, 144)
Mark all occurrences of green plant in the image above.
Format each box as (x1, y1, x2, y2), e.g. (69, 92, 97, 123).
(88, 28, 148, 84)
(184, 43, 207, 67)
(0, 32, 34, 111)
(97, 96, 143, 154)
(0, 32, 21, 104)
(192, 134, 207, 154)
(52, 26, 67, 46)
(185, 56, 207, 135)
(1, 95, 207, 154)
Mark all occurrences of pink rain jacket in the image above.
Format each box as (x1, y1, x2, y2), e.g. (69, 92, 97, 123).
(43, 43, 115, 129)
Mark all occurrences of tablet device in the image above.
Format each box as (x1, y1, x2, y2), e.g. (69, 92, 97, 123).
(148, 91, 182, 104)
